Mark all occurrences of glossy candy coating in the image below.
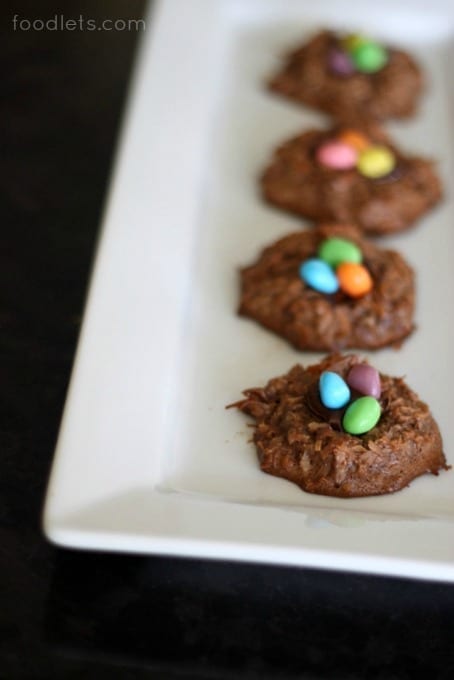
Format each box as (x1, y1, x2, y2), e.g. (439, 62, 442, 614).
(343, 396, 381, 435)
(316, 141, 358, 170)
(357, 145, 395, 178)
(319, 371, 351, 409)
(328, 47, 355, 76)
(299, 258, 339, 294)
(337, 129, 370, 152)
(318, 237, 362, 269)
(352, 41, 388, 73)
(341, 34, 367, 53)
(347, 364, 381, 399)
(337, 262, 373, 297)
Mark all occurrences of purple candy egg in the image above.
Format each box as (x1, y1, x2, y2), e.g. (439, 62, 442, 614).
(347, 364, 381, 399)
(328, 47, 356, 76)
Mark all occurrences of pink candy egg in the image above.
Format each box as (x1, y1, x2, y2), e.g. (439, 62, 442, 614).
(347, 364, 381, 399)
(316, 141, 358, 170)
(328, 47, 356, 76)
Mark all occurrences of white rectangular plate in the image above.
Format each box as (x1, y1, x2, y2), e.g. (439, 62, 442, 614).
(44, 0, 454, 581)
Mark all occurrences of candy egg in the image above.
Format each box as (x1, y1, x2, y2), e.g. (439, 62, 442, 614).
(341, 34, 367, 53)
(357, 145, 395, 178)
(319, 371, 351, 409)
(318, 237, 362, 269)
(343, 396, 381, 435)
(337, 262, 373, 297)
(337, 129, 370, 152)
(316, 141, 358, 170)
(352, 41, 388, 73)
(327, 48, 355, 76)
(347, 364, 381, 399)
(299, 258, 339, 294)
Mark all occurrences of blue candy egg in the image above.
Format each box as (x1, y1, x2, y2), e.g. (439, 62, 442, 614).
(299, 258, 339, 294)
(319, 371, 351, 409)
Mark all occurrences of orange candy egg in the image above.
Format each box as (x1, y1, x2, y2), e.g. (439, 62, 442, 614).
(337, 262, 373, 297)
(337, 129, 370, 152)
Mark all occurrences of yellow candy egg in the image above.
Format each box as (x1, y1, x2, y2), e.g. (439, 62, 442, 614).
(341, 34, 367, 53)
(357, 145, 395, 179)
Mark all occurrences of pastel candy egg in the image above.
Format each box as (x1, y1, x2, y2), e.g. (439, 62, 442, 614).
(347, 364, 381, 399)
(316, 141, 358, 170)
(299, 258, 339, 294)
(319, 371, 351, 409)
(343, 396, 381, 435)
(337, 262, 373, 297)
(352, 41, 388, 73)
(328, 48, 355, 76)
(318, 237, 362, 268)
(341, 34, 367, 53)
(357, 145, 395, 178)
(337, 129, 370, 152)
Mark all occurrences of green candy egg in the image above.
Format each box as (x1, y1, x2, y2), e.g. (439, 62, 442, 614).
(343, 396, 381, 435)
(318, 237, 362, 268)
(352, 41, 388, 73)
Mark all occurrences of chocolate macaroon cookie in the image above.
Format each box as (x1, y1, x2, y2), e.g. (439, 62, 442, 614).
(260, 125, 442, 235)
(268, 30, 423, 120)
(231, 354, 448, 498)
(239, 224, 414, 351)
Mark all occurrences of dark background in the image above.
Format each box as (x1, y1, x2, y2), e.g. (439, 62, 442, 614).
(2, 1, 454, 678)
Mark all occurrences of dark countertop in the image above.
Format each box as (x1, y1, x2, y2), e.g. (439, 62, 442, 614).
(2, 2, 454, 678)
